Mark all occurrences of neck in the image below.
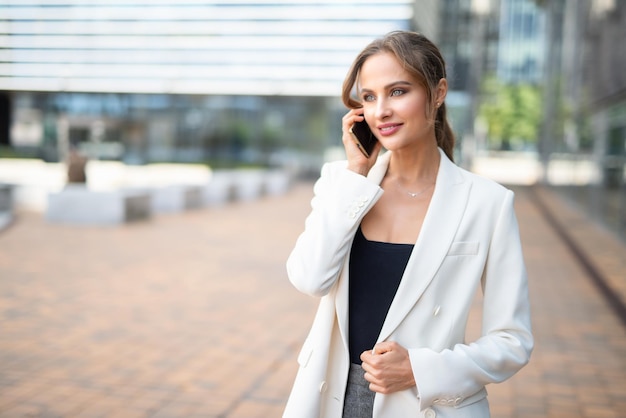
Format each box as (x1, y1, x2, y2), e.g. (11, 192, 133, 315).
(387, 143, 440, 186)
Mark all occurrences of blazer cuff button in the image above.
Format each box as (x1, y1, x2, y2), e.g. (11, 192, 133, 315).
(319, 381, 328, 393)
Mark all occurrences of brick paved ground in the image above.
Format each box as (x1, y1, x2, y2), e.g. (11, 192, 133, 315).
(0, 182, 625, 418)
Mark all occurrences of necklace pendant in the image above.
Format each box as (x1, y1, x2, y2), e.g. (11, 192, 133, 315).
(397, 182, 435, 199)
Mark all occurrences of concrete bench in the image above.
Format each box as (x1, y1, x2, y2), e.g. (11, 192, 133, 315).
(0, 183, 14, 231)
(232, 170, 266, 201)
(0, 183, 13, 213)
(46, 185, 151, 225)
(147, 185, 204, 213)
(203, 171, 238, 206)
(264, 170, 292, 196)
(202, 169, 292, 206)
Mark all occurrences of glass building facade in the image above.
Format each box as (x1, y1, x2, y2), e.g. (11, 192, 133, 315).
(497, 0, 545, 84)
(556, 0, 626, 241)
(1, 0, 413, 168)
(1, 0, 624, 238)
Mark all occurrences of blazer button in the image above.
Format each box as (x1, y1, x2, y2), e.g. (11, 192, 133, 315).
(424, 408, 436, 418)
(319, 381, 328, 393)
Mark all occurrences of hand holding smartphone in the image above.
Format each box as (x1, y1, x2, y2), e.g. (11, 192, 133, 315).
(349, 118, 378, 158)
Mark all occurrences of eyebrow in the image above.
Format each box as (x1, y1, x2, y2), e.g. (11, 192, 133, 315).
(360, 80, 414, 93)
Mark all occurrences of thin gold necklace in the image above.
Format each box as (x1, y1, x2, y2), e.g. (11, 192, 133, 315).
(396, 182, 435, 198)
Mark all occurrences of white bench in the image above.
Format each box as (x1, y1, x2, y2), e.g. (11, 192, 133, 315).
(232, 170, 267, 201)
(264, 170, 292, 196)
(203, 171, 238, 206)
(0, 183, 13, 231)
(46, 185, 151, 225)
(0, 183, 13, 213)
(202, 169, 292, 206)
(147, 185, 204, 213)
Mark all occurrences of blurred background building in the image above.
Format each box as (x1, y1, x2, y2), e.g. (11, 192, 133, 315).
(0, 0, 415, 171)
(0, 0, 624, 239)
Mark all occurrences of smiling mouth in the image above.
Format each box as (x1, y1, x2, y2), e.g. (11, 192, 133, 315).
(379, 124, 401, 134)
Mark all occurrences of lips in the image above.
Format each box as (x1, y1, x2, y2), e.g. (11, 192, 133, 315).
(378, 123, 402, 136)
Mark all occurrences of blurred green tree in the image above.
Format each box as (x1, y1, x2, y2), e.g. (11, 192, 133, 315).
(479, 76, 543, 150)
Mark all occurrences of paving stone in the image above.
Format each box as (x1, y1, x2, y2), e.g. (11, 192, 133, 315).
(0, 183, 625, 417)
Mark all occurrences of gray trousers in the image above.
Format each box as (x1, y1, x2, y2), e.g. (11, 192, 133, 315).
(342, 363, 375, 418)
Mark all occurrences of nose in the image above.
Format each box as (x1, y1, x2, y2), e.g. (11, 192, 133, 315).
(375, 97, 392, 120)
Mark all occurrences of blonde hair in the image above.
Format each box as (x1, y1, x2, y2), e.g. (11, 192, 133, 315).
(341, 31, 455, 161)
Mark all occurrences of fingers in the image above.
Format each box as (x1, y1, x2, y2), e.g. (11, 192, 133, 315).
(359, 342, 415, 394)
(361, 363, 394, 395)
(342, 110, 366, 154)
(341, 108, 364, 131)
(372, 341, 394, 355)
(342, 109, 377, 175)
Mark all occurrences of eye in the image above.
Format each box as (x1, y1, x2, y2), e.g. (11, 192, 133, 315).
(391, 88, 406, 97)
(362, 93, 375, 102)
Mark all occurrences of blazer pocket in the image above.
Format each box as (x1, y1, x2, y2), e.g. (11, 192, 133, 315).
(447, 241, 479, 256)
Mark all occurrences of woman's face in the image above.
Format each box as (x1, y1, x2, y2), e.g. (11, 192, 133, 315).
(358, 52, 435, 152)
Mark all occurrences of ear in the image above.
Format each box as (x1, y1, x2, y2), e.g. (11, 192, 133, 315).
(435, 78, 448, 106)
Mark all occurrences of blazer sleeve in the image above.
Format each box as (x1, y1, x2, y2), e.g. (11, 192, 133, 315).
(409, 189, 534, 409)
(286, 161, 383, 297)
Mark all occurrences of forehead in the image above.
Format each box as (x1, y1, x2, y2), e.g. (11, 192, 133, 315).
(359, 52, 414, 89)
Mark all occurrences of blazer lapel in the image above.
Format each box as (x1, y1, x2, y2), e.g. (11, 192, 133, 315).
(378, 149, 471, 342)
(335, 151, 391, 351)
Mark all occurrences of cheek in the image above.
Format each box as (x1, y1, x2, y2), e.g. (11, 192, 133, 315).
(362, 106, 377, 125)
(402, 92, 430, 119)
(406, 99, 428, 118)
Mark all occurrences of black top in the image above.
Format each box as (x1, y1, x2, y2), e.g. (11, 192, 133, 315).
(348, 226, 414, 364)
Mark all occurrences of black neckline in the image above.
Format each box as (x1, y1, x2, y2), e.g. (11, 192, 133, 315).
(357, 226, 415, 248)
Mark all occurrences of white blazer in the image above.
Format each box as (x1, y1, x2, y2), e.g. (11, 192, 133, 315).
(284, 149, 533, 418)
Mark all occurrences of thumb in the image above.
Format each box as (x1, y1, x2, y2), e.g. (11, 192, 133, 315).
(372, 341, 394, 355)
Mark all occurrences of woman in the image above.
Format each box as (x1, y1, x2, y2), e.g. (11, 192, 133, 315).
(283, 31, 533, 418)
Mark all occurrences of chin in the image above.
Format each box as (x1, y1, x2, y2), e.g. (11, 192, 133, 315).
(381, 140, 411, 152)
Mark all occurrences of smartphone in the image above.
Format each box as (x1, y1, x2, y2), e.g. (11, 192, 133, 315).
(349, 119, 378, 158)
